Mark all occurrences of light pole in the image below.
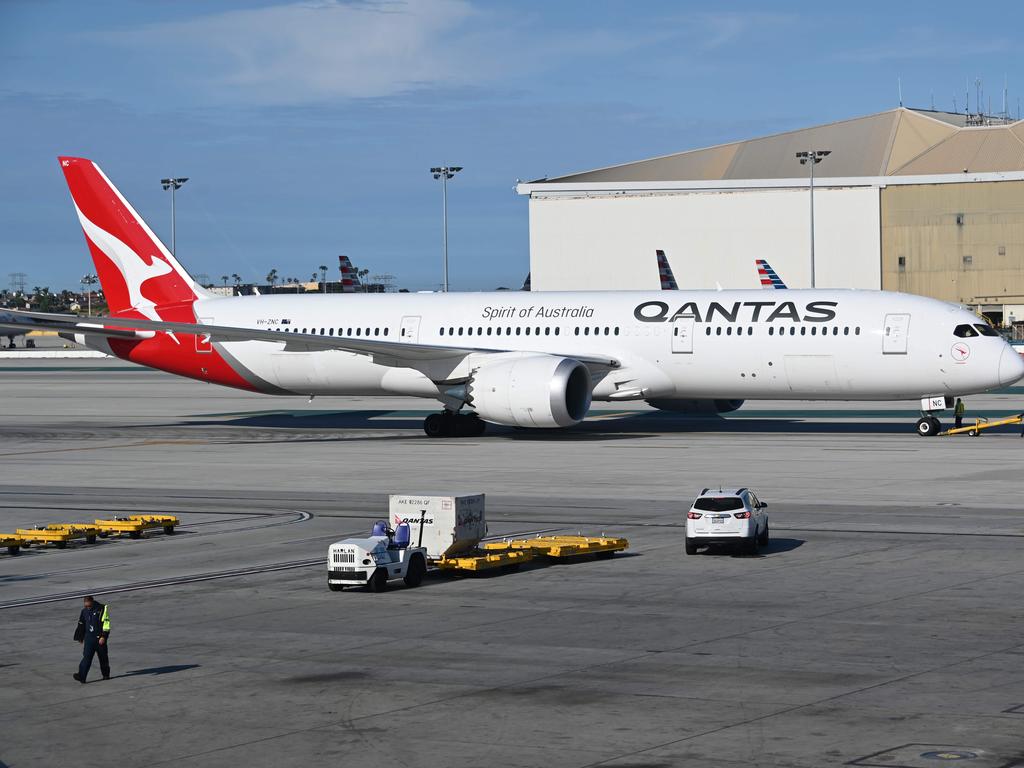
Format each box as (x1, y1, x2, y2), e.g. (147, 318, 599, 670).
(160, 177, 189, 256)
(430, 166, 462, 292)
(80, 273, 97, 316)
(795, 150, 830, 288)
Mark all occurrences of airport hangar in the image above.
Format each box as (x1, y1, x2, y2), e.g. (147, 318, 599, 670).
(516, 107, 1024, 328)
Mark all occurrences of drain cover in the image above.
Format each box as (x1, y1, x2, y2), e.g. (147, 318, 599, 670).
(850, 744, 1008, 768)
(920, 752, 978, 761)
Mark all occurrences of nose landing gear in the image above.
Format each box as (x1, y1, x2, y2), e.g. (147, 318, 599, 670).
(423, 411, 487, 438)
(915, 416, 942, 437)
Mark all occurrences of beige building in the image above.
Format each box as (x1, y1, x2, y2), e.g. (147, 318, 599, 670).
(517, 108, 1024, 326)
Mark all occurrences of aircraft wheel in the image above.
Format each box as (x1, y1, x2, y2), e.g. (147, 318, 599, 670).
(423, 413, 446, 438)
(456, 414, 486, 437)
(916, 417, 940, 437)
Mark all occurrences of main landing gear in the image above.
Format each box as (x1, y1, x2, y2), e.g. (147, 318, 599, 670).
(423, 411, 487, 438)
(915, 416, 942, 437)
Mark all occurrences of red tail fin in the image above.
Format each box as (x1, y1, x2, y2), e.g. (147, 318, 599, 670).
(58, 157, 209, 317)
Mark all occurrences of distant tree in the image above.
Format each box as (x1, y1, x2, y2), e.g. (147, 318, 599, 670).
(220, 275, 229, 287)
(231, 273, 241, 287)
(33, 286, 52, 312)
(266, 269, 278, 293)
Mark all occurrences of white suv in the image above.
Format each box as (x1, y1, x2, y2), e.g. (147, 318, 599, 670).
(685, 488, 769, 555)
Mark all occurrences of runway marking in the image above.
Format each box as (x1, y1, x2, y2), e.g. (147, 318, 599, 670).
(0, 558, 324, 610)
(0, 438, 210, 458)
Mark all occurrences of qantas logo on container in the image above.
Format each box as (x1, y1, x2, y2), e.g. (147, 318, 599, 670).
(633, 300, 839, 324)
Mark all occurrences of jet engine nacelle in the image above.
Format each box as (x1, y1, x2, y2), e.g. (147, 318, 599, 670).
(646, 398, 745, 414)
(469, 354, 592, 428)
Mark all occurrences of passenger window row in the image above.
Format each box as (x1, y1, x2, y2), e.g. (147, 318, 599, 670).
(702, 325, 862, 337)
(274, 327, 389, 337)
(438, 326, 621, 337)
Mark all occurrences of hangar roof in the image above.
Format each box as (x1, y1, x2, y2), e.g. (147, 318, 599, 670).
(539, 108, 1024, 184)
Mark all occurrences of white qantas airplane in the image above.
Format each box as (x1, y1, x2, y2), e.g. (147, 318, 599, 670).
(2, 156, 1022, 438)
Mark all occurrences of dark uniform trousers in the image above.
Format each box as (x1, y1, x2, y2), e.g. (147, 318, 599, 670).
(80, 637, 110, 680)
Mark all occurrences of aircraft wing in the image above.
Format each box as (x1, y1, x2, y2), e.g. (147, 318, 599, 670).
(0, 309, 620, 369)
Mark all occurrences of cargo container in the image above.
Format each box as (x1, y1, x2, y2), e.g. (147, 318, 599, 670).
(387, 493, 486, 561)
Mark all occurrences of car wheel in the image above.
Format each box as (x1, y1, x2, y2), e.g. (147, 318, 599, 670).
(328, 583, 344, 592)
(758, 522, 769, 546)
(685, 537, 698, 555)
(368, 568, 388, 592)
(744, 534, 759, 556)
(403, 555, 426, 587)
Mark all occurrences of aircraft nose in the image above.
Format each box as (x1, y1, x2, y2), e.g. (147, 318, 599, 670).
(999, 345, 1024, 386)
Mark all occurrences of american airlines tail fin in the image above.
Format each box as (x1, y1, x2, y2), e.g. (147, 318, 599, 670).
(755, 259, 788, 289)
(58, 157, 212, 317)
(338, 255, 362, 293)
(656, 250, 678, 290)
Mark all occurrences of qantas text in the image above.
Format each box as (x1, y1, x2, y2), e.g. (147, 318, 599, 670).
(633, 300, 839, 324)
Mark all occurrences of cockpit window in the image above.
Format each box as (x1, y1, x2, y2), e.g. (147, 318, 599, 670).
(974, 324, 1000, 337)
(953, 324, 979, 338)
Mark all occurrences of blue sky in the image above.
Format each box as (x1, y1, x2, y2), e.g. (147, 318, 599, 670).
(2, 0, 1022, 291)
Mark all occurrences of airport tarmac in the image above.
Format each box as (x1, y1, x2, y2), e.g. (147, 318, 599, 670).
(2, 358, 1024, 768)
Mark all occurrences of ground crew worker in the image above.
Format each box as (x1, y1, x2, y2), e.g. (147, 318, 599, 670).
(73, 595, 111, 683)
(954, 398, 966, 429)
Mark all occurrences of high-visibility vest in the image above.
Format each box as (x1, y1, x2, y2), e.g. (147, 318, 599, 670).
(955, 401, 965, 416)
(100, 604, 111, 632)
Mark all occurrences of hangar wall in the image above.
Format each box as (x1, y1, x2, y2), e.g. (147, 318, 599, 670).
(880, 180, 1024, 306)
(528, 186, 881, 291)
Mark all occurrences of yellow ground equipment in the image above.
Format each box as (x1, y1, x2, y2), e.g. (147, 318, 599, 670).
(1, 534, 26, 555)
(95, 514, 179, 539)
(483, 534, 629, 560)
(940, 414, 1024, 436)
(15, 524, 97, 548)
(436, 548, 534, 573)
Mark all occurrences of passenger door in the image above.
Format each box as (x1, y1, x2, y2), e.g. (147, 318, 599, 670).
(400, 315, 421, 343)
(671, 316, 694, 354)
(882, 313, 910, 354)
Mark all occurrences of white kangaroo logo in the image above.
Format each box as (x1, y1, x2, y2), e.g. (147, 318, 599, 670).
(75, 205, 182, 342)
(76, 205, 174, 315)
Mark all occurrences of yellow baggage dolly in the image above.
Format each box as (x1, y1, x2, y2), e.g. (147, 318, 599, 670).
(436, 548, 534, 573)
(1, 534, 26, 555)
(940, 414, 1024, 436)
(95, 514, 179, 539)
(483, 534, 629, 560)
(14, 525, 95, 549)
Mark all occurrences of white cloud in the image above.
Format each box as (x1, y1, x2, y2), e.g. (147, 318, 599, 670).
(111, 0, 486, 104)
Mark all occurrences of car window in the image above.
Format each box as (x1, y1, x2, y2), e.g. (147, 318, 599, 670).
(973, 323, 999, 337)
(953, 324, 979, 338)
(694, 497, 744, 512)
